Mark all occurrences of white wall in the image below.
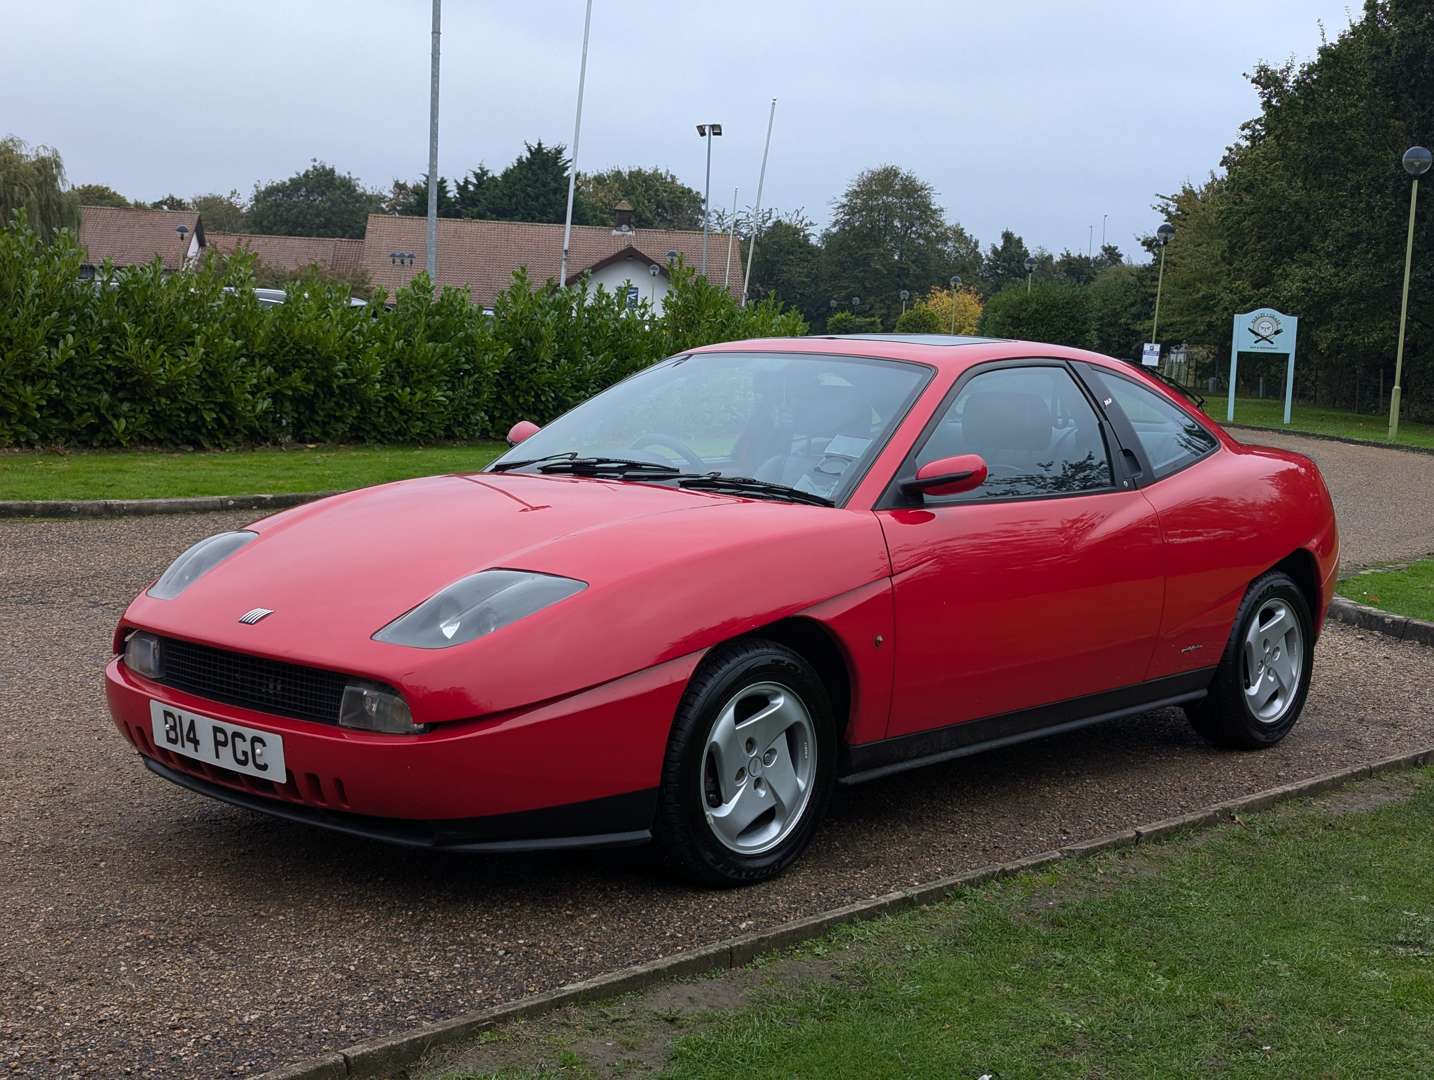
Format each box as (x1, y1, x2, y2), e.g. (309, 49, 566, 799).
(587, 255, 671, 312)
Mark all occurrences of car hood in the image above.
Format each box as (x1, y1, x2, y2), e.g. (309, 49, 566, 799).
(121, 473, 890, 721)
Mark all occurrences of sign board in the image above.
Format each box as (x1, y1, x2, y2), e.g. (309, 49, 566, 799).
(1141, 343, 1161, 367)
(625, 285, 641, 310)
(1227, 308, 1299, 425)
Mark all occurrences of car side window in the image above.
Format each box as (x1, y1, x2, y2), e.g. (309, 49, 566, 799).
(914, 365, 1115, 503)
(1086, 369, 1217, 480)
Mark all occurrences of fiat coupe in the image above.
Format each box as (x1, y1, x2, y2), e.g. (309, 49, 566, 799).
(105, 335, 1338, 885)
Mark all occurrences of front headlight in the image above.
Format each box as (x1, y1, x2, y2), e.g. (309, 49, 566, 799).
(374, 569, 585, 649)
(339, 682, 425, 734)
(148, 531, 256, 600)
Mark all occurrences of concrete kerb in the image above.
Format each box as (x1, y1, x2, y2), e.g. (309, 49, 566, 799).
(1326, 595, 1434, 647)
(259, 745, 1434, 1080)
(0, 491, 338, 518)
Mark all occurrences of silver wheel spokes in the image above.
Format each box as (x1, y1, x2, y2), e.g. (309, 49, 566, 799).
(1242, 599, 1303, 723)
(701, 681, 816, 855)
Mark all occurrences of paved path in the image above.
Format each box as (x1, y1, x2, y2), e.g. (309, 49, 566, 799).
(1230, 428, 1434, 569)
(3, 506, 1433, 1077)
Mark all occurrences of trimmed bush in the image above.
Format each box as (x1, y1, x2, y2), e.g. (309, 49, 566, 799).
(0, 218, 808, 448)
(978, 282, 1093, 348)
(894, 306, 941, 333)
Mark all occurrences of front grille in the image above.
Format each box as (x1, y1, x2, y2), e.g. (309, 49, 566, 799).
(152, 636, 354, 725)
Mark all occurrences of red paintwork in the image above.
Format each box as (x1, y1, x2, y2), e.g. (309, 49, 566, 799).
(105, 337, 1338, 834)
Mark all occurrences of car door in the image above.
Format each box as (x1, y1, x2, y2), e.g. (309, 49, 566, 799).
(875, 360, 1166, 740)
(1073, 363, 1249, 682)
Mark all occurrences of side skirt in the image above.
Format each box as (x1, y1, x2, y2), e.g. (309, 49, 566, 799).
(838, 669, 1215, 785)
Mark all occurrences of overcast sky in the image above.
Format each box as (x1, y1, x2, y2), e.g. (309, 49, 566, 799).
(3, 1, 1352, 259)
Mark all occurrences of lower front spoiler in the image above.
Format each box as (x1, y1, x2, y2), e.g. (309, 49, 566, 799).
(142, 756, 656, 853)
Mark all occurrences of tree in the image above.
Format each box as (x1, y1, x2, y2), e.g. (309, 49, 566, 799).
(394, 144, 596, 224)
(978, 282, 1093, 348)
(1173, 1, 1434, 416)
(821, 165, 970, 330)
(580, 166, 703, 229)
(386, 175, 459, 218)
(149, 194, 189, 211)
(747, 217, 823, 321)
(1089, 264, 1152, 361)
(491, 141, 591, 223)
(919, 286, 983, 335)
(981, 230, 1033, 295)
(192, 190, 248, 233)
(71, 183, 133, 208)
(0, 136, 75, 239)
(247, 161, 380, 239)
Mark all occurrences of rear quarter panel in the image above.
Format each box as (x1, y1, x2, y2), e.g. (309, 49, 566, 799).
(1141, 440, 1337, 680)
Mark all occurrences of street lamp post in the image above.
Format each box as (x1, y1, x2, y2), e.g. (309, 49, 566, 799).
(696, 123, 722, 277)
(1024, 256, 1036, 293)
(899, 289, 910, 315)
(1390, 146, 1431, 441)
(1101, 213, 1108, 249)
(948, 275, 962, 334)
(1150, 222, 1175, 343)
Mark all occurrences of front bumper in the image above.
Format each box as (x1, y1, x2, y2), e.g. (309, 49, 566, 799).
(106, 652, 700, 851)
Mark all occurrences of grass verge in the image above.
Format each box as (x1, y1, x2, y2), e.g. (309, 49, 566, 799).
(1210, 396, 1434, 451)
(424, 768, 1434, 1079)
(0, 443, 506, 501)
(1339, 560, 1434, 623)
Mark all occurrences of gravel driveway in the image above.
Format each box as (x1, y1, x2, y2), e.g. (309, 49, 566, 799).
(3, 438, 1432, 1078)
(1229, 427, 1434, 568)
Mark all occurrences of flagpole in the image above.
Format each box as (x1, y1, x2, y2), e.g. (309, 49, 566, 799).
(740, 98, 776, 308)
(558, 0, 593, 288)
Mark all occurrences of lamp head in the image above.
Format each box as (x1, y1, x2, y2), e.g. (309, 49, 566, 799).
(1404, 146, 1433, 178)
(1156, 222, 1175, 246)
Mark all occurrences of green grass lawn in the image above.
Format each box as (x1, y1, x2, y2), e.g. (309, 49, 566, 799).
(1211, 395, 1434, 450)
(428, 769, 1434, 1079)
(0, 443, 506, 501)
(1339, 559, 1434, 622)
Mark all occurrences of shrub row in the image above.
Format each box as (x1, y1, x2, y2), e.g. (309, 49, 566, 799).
(0, 218, 807, 448)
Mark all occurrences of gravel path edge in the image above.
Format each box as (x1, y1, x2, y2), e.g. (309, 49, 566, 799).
(1327, 596, 1434, 647)
(1226, 423, 1434, 458)
(0, 491, 338, 518)
(257, 745, 1434, 1080)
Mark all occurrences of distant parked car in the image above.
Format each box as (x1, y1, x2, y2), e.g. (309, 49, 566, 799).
(105, 335, 1338, 886)
(222, 286, 367, 308)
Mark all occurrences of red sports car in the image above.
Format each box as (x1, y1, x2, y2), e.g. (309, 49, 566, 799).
(106, 335, 1338, 885)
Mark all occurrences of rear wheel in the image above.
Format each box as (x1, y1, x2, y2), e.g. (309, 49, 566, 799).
(654, 639, 836, 886)
(1187, 570, 1314, 749)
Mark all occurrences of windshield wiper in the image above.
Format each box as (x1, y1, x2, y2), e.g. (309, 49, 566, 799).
(491, 454, 833, 506)
(675, 474, 834, 507)
(491, 453, 680, 477)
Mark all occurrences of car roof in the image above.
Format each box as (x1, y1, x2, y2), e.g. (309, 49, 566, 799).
(686, 334, 1129, 376)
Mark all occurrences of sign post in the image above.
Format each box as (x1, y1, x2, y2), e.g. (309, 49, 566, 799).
(1228, 309, 1299, 425)
(1141, 342, 1160, 367)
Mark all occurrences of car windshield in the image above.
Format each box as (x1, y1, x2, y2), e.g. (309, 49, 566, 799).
(491, 351, 930, 504)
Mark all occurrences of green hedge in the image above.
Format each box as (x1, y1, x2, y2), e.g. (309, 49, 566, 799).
(0, 217, 807, 448)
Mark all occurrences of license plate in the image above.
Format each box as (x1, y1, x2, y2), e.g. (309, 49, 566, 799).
(149, 701, 286, 781)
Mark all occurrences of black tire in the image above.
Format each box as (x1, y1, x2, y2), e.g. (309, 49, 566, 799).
(1186, 570, 1314, 749)
(654, 639, 837, 887)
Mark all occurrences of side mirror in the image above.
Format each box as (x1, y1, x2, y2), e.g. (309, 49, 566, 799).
(506, 420, 540, 447)
(899, 454, 988, 499)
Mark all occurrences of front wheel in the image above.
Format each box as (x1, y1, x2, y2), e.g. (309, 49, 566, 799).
(1187, 570, 1315, 749)
(654, 639, 836, 886)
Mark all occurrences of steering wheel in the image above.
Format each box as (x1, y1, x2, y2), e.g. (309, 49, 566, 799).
(628, 434, 707, 473)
